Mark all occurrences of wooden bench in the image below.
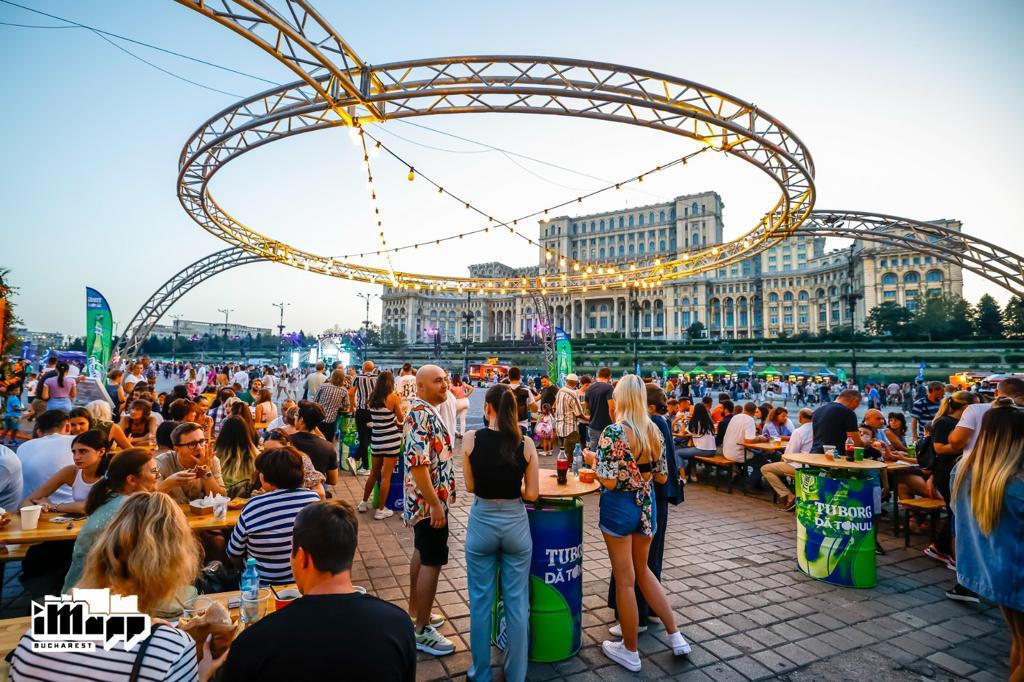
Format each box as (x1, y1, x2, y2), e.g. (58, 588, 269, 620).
(897, 498, 946, 548)
(693, 455, 737, 493)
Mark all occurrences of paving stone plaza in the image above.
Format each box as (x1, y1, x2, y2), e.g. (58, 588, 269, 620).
(333, 452, 1010, 682)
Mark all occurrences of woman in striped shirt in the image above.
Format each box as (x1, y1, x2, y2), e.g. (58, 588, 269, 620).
(11, 492, 225, 682)
(359, 371, 404, 520)
(227, 447, 320, 585)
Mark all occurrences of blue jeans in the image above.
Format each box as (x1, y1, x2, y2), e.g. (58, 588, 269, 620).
(46, 397, 73, 413)
(675, 446, 715, 474)
(465, 498, 532, 682)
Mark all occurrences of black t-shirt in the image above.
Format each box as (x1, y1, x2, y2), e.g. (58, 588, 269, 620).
(931, 414, 963, 464)
(715, 414, 733, 446)
(810, 401, 858, 453)
(222, 593, 415, 682)
(539, 385, 559, 409)
(290, 432, 339, 478)
(35, 370, 57, 399)
(587, 381, 614, 432)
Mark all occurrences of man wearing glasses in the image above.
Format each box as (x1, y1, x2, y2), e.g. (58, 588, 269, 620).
(156, 422, 226, 503)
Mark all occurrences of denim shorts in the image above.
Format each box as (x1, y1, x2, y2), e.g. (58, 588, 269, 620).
(599, 488, 654, 537)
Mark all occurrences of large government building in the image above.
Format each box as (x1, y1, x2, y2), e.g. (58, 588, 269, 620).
(381, 191, 963, 342)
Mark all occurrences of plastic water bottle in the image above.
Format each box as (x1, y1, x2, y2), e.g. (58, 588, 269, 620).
(572, 443, 583, 476)
(240, 558, 259, 597)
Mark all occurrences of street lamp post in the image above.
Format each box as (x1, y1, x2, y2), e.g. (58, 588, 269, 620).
(217, 308, 233, 361)
(629, 287, 641, 375)
(356, 293, 379, 362)
(170, 314, 182, 365)
(461, 291, 473, 376)
(841, 243, 863, 387)
(272, 302, 290, 367)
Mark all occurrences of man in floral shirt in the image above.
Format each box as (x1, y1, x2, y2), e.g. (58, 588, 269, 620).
(403, 364, 456, 657)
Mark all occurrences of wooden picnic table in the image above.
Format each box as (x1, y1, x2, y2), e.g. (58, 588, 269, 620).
(0, 501, 246, 545)
(742, 439, 789, 453)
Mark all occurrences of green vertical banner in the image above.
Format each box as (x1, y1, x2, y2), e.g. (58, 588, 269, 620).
(552, 328, 573, 384)
(85, 287, 113, 379)
(795, 468, 877, 588)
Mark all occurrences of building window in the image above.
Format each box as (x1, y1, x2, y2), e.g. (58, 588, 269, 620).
(628, 215, 634, 227)
(883, 291, 896, 300)
(599, 219, 605, 231)
(904, 271, 920, 284)
(659, 210, 665, 223)
(882, 273, 897, 285)
(638, 214, 644, 226)
(926, 270, 943, 282)
(628, 244, 634, 256)
(906, 301, 918, 312)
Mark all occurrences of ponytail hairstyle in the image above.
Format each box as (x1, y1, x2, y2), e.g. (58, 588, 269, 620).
(72, 429, 113, 477)
(56, 361, 69, 389)
(484, 384, 522, 465)
(84, 448, 153, 515)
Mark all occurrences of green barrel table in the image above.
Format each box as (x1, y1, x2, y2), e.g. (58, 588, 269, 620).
(783, 453, 886, 589)
(492, 474, 599, 662)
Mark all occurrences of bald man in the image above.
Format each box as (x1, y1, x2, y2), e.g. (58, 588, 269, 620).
(350, 360, 379, 472)
(403, 364, 456, 656)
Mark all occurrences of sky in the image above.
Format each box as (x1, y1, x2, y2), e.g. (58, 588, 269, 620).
(2, 0, 1023, 337)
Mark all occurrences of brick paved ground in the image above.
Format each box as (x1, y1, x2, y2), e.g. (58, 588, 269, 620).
(332, 452, 1011, 682)
(1, 453, 1011, 681)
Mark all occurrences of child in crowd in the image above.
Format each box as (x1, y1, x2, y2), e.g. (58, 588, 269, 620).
(535, 403, 555, 456)
(2, 385, 22, 444)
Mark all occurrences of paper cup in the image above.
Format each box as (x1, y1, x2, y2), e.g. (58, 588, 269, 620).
(20, 505, 42, 531)
(274, 587, 300, 610)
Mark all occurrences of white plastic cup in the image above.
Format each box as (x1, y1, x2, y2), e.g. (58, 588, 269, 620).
(212, 500, 228, 521)
(20, 505, 42, 531)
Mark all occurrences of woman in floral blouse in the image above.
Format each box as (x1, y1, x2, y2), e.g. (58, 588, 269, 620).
(584, 374, 690, 673)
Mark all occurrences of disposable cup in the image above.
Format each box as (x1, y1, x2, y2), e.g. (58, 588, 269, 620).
(274, 587, 300, 610)
(19, 505, 42, 531)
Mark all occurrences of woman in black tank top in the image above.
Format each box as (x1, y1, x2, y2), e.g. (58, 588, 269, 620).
(461, 384, 539, 682)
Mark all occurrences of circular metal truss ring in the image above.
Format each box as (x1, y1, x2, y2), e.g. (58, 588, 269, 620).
(799, 211, 1024, 299)
(176, 50, 816, 294)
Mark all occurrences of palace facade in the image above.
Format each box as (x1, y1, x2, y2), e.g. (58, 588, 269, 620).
(381, 191, 963, 342)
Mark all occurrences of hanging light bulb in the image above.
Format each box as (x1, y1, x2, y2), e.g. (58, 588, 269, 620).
(407, 167, 415, 181)
(348, 126, 361, 146)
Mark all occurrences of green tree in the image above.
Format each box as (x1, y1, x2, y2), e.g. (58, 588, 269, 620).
(866, 302, 914, 338)
(687, 321, 705, 340)
(915, 293, 971, 341)
(974, 294, 1004, 338)
(0, 269, 22, 357)
(380, 324, 406, 345)
(1004, 296, 1024, 338)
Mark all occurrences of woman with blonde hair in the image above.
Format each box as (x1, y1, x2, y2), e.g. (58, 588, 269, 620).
(84, 399, 133, 450)
(11, 492, 226, 681)
(953, 401, 1024, 681)
(215, 416, 260, 498)
(583, 374, 689, 672)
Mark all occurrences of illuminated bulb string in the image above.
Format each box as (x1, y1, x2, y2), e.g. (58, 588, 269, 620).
(352, 126, 398, 285)
(339, 126, 714, 276)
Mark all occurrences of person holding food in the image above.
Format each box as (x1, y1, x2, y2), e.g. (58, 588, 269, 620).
(156, 422, 226, 504)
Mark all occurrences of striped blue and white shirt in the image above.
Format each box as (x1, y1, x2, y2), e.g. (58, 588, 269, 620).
(226, 488, 320, 585)
(11, 623, 197, 682)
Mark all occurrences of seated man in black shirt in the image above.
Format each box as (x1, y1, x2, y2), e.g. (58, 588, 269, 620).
(714, 400, 734, 447)
(290, 400, 339, 489)
(810, 389, 867, 454)
(223, 500, 416, 682)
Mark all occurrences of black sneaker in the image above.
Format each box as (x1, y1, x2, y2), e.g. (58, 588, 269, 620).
(946, 584, 980, 603)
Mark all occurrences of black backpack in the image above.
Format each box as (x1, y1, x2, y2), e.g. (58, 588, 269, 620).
(513, 386, 530, 422)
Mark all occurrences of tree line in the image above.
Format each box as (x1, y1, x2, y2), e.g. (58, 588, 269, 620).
(866, 293, 1022, 340)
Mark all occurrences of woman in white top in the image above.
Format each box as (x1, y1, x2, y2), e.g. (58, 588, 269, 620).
(20, 429, 112, 515)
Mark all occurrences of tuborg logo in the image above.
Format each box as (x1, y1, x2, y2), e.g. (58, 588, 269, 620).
(31, 588, 151, 652)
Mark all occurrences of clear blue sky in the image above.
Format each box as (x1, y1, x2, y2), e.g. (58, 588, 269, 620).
(3, 0, 1022, 337)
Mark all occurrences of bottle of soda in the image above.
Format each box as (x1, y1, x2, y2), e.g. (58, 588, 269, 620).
(572, 443, 583, 476)
(845, 436, 855, 462)
(556, 449, 569, 484)
(907, 443, 917, 459)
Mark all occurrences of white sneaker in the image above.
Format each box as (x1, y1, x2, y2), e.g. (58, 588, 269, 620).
(668, 630, 691, 655)
(415, 624, 455, 656)
(356, 501, 368, 513)
(608, 622, 647, 637)
(602, 640, 641, 672)
(374, 507, 394, 520)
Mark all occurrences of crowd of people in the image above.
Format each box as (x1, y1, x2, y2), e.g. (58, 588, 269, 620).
(0, 351, 1020, 679)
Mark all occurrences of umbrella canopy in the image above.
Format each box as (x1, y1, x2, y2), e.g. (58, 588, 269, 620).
(817, 367, 836, 377)
(686, 365, 706, 375)
(760, 366, 781, 376)
(710, 366, 731, 375)
(667, 365, 684, 375)
(789, 367, 807, 376)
